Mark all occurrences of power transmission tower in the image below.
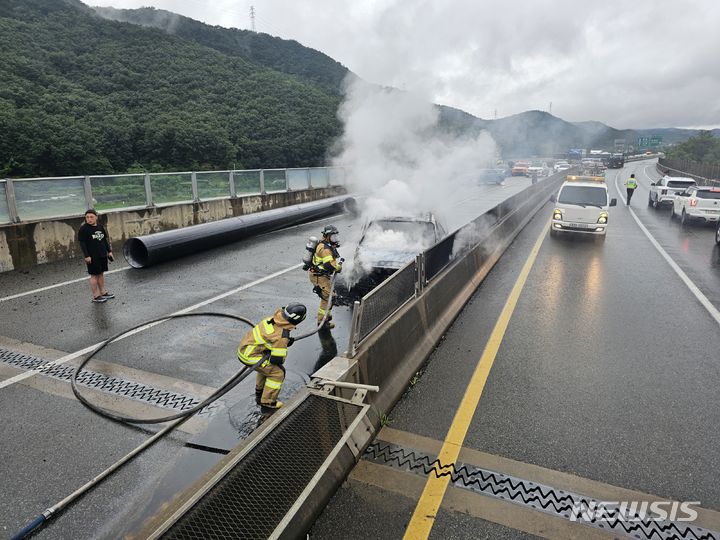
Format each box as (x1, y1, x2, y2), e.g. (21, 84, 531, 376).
(249, 6, 256, 32)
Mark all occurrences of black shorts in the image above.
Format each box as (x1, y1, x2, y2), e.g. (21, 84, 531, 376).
(86, 257, 108, 275)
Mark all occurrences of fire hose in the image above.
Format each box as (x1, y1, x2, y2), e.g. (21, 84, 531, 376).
(12, 295, 339, 539)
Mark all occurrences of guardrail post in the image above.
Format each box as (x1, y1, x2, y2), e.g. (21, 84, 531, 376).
(229, 170, 237, 198)
(144, 173, 153, 207)
(260, 169, 266, 195)
(346, 300, 363, 358)
(83, 176, 93, 210)
(415, 253, 425, 296)
(191, 171, 199, 203)
(5, 179, 19, 223)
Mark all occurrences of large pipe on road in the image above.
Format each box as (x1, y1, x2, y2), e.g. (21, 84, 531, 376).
(123, 195, 357, 268)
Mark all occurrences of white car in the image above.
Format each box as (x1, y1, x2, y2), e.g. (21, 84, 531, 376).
(554, 161, 570, 172)
(550, 175, 618, 240)
(670, 186, 720, 225)
(648, 176, 697, 208)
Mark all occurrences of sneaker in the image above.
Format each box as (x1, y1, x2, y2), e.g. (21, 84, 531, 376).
(101, 292, 115, 299)
(92, 296, 107, 303)
(260, 401, 284, 413)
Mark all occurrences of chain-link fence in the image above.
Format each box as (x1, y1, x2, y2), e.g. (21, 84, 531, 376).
(0, 166, 347, 224)
(356, 259, 418, 344)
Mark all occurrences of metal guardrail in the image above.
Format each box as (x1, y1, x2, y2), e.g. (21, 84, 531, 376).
(0, 166, 347, 225)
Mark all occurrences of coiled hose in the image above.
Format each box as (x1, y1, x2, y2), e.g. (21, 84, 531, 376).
(13, 295, 339, 539)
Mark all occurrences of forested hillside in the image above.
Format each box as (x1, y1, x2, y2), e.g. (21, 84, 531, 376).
(0, 0, 343, 177)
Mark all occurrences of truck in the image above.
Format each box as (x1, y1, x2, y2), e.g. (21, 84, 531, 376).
(607, 154, 625, 169)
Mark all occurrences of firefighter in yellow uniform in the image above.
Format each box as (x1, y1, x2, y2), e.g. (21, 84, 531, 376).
(237, 303, 306, 412)
(309, 225, 342, 329)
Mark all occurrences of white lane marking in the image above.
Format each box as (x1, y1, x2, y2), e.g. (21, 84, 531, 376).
(613, 173, 720, 327)
(0, 263, 303, 389)
(0, 266, 131, 303)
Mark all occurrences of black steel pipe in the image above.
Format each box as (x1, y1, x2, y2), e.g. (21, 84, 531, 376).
(123, 195, 357, 268)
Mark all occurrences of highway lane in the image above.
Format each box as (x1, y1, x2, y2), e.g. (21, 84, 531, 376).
(0, 178, 531, 539)
(612, 159, 720, 312)
(313, 162, 720, 538)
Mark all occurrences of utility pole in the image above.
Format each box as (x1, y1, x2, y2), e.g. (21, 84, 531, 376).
(249, 6, 256, 32)
(549, 101, 552, 115)
(494, 109, 497, 120)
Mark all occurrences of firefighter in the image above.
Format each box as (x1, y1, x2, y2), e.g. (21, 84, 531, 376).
(309, 224, 342, 329)
(237, 303, 307, 412)
(625, 173, 638, 205)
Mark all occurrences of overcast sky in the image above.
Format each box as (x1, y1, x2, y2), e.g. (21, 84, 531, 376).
(90, 0, 720, 129)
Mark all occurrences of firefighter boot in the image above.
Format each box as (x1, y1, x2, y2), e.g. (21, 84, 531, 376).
(255, 388, 263, 405)
(261, 400, 284, 414)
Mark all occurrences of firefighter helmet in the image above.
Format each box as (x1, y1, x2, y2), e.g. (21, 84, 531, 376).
(282, 303, 307, 324)
(321, 224, 340, 246)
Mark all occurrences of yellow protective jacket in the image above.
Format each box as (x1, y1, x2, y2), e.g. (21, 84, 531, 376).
(237, 309, 296, 365)
(310, 242, 341, 275)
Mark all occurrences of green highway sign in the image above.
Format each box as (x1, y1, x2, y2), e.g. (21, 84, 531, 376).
(638, 136, 663, 148)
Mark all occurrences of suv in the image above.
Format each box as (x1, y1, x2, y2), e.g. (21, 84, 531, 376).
(648, 176, 697, 208)
(670, 186, 720, 225)
(550, 176, 617, 240)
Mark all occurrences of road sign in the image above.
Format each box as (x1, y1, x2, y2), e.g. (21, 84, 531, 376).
(638, 136, 663, 148)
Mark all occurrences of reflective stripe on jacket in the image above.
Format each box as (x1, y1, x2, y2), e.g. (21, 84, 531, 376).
(237, 309, 294, 365)
(311, 242, 341, 274)
(626, 179, 638, 189)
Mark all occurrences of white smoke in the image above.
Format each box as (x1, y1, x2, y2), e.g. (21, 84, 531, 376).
(332, 77, 499, 226)
(331, 77, 500, 287)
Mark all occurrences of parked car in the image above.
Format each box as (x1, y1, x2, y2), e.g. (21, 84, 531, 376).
(554, 161, 570, 172)
(670, 186, 720, 226)
(648, 176, 697, 208)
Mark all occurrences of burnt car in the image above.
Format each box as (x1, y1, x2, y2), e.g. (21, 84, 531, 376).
(339, 213, 447, 298)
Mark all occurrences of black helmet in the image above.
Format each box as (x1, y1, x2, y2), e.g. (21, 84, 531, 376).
(282, 303, 307, 324)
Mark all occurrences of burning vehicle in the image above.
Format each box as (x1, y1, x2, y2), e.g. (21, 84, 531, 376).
(338, 213, 447, 298)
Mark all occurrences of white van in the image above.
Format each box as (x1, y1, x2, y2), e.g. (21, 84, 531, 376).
(550, 176, 618, 240)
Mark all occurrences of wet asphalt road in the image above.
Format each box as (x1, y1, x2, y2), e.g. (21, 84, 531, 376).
(312, 160, 720, 538)
(0, 178, 529, 538)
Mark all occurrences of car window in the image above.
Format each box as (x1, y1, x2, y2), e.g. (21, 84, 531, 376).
(558, 185, 608, 206)
(696, 190, 720, 200)
(667, 181, 696, 188)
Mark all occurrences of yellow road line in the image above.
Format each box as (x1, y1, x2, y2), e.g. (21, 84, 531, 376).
(403, 223, 548, 539)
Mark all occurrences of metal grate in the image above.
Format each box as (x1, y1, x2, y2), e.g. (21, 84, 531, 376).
(161, 395, 360, 539)
(0, 347, 217, 415)
(357, 260, 417, 343)
(424, 232, 456, 282)
(366, 441, 719, 540)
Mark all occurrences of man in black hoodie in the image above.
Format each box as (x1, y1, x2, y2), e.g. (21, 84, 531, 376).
(78, 209, 115, 303)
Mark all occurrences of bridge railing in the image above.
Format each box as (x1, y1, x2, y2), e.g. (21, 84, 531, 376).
(658, 157, 720, 187)
(0, 166, 347, 224)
